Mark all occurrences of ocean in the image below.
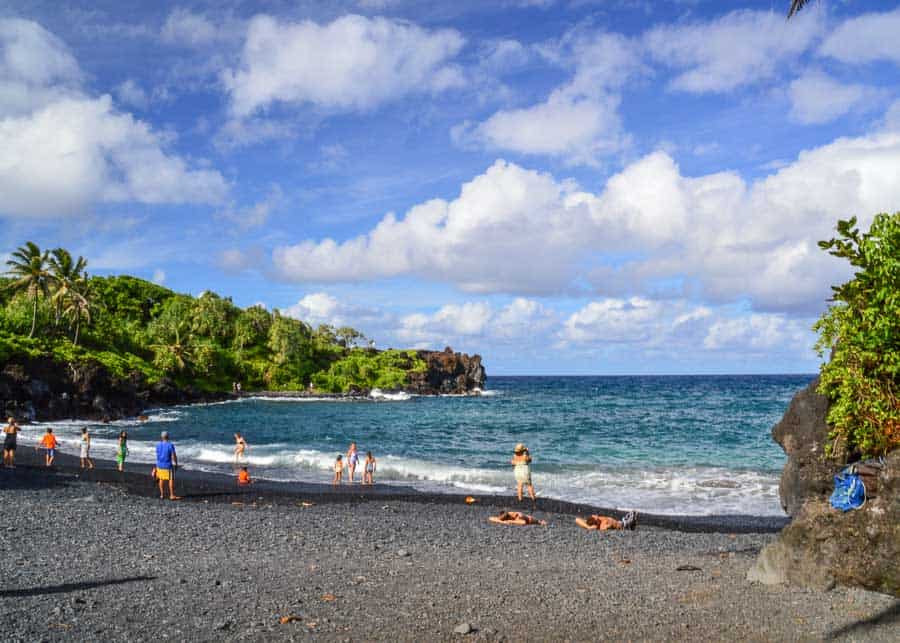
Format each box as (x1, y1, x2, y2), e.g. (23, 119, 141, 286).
(22, 374, 814, 516)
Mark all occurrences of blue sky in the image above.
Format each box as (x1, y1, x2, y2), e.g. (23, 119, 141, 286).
(2, 0, 900, 374)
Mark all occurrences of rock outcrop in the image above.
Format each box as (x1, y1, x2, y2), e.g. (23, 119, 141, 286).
(407, 347, 486, 395)
(750, 379, 900, 597)
(0, 357, 220, 422)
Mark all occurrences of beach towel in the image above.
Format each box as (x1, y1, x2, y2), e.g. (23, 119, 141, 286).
(829, 466, 866, 512)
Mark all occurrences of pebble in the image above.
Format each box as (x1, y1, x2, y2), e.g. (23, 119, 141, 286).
(453, 622, 473, 635)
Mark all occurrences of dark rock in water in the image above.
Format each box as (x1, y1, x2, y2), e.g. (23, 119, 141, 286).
(771, 377, 834, 517)
(407, 347, 486, 395)
(750, 380, 900, 597)
(0, 356, 226, 422)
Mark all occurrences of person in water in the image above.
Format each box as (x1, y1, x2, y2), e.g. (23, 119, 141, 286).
(3, 417, 18, 468)
(79, 427, 94, 470)
(489, 510, 546, 526)
(116, 431, 128, 472)
(363, 451, 376, 485)
(346, 442, 359, 484)
(38, 428, 58, 467)
(333, 454, 344, 485)
(233, 432, 248, 463)
(511, 443, 536, 502)
(575, 512, 637, 531)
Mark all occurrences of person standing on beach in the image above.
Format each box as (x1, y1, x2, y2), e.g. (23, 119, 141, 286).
(511, 443, 536, 502)
(155, 431, 180, 500)
(38, 428, 58, 467)
(3, 417, 18, 468)
(79, 427, 94, 469)
(333, 454, 344, 485)
(116, 431, 128, 472)
(363, 451, 376, 485)
(346, 442, 359, 483)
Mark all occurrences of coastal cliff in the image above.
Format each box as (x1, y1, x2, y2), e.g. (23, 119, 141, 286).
(0, 347, 486, 422)
(750, 379, 900, 596)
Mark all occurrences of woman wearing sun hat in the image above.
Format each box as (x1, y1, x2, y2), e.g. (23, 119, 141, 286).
(511, 443, 536, 502)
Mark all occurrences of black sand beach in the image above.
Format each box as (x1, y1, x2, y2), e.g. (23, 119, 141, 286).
(2, 450, 898, 641)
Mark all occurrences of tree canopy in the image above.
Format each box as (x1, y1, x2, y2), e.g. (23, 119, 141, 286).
(2, 243, 424, 393)
(814, 212, 900, 458)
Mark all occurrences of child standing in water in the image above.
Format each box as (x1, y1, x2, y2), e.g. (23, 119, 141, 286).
(363, 451, 376, 485)
(333, 454, 343, 485)
(116, 431, 128, 472)
(346, 442, 359, 483)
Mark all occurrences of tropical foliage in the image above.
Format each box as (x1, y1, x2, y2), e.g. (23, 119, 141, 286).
(1, 242, 425, 393)
(814, 213, 900, 457)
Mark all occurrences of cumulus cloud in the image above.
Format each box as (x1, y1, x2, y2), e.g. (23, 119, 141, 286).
(788, 70, 882, 125)
(0, 18, 228, 219)
(222, 14, 465, 117)
(273, 129, 900, 314)
(820, 7, 900, 65)
(645, 9, 823, 93)
(455, 32, 641, 164)
(114, 79, 148, 110)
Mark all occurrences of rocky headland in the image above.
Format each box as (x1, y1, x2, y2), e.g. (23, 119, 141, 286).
(0, 347, 486, 422)
(750, 378, 899, 597)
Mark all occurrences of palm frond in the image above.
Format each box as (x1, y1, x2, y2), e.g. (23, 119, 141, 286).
(788, 0, 812, 19)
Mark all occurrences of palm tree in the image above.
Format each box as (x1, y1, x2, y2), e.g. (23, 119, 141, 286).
(5, 241, 50, 338)
(788, 1, 813, 18)
(63, 278, 93, 346)
(48, 248, 88, 329)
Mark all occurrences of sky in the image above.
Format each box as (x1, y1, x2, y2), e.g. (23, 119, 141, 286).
(1, 0, 899, 375)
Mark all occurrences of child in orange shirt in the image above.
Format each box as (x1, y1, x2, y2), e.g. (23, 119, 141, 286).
(237, 466, 252, 485)
(38, 428, 58, 467)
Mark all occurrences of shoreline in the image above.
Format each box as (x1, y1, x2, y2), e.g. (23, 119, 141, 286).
(5, 447, 788, 534)
(3, 449, 897, 641)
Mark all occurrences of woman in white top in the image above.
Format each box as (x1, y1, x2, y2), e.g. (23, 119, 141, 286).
(80, 427, 94, 469)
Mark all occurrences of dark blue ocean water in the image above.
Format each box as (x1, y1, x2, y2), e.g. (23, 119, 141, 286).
(26, 375, 814, 516)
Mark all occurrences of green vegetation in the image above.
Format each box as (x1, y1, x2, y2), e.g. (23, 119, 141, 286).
(814, 212, 900, 457)
(2, 242, 426, 393)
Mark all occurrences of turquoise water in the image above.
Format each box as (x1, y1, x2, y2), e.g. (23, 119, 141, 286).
(26, 375, 813, 516)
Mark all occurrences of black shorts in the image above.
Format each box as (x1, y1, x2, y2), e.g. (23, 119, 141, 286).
(3, 436, 15, 451)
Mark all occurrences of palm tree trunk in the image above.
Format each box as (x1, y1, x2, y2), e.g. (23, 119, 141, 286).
(29, 296, 37, 338)
(74, 316, 80, 346)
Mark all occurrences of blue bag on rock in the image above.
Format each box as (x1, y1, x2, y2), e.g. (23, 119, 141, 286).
(829, 465, 866, 511)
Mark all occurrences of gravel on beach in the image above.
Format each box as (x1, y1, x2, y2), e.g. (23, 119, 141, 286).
(1, 455, 898, 642)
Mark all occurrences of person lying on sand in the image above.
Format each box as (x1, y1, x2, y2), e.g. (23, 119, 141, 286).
(489, 511, 547, 526)
(575, 511, 637, 531)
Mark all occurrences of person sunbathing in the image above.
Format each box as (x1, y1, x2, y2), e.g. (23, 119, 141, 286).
(489, 510, 547, 526)
(576, 511, 637, 531)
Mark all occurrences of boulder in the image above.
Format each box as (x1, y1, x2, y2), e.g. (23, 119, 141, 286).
(750, 381, 900, 597)
(406, 348, 486, 395)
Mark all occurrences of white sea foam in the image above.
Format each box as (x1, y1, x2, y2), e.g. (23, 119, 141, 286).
(369, 389, 412, 401)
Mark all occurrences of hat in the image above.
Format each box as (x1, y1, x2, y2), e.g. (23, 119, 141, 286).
(161, 431, 169, 439)
(514, 443, 526, 454)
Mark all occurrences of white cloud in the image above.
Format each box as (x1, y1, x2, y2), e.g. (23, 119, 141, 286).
(283, 292, 384, 332)
(273, 129, 900, 314)
(0, 19, 229, 218)
(820, 8, 900, 65)
(217, 185, 283, 231)
(151, 269, 166, 285)
(455, 32, 641, 164)
(645, 9, 823, 93)
(788, 70, 881, 125)
(702, 314, 809, 352)
(223, 14, 465, 117)
(114, 79, 148, 110)
(161, 8, 226, 48)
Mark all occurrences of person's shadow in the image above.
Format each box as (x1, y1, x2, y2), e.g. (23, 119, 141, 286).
(824, 601, 900, 640)
(0, 575, 156, 598)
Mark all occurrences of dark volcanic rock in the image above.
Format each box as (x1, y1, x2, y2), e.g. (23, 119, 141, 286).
(771, 377, 835, 517)
(0, 356, 224, 422)
(407, 347, 486, 395)
(751, 380, 900, 597)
